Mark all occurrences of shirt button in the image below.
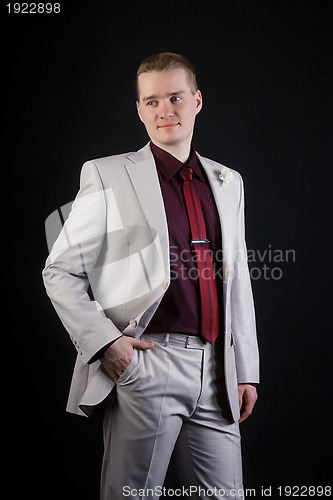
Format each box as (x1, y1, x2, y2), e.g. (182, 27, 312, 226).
(162, 281, 169, 290)
(129, 319, 137, 328)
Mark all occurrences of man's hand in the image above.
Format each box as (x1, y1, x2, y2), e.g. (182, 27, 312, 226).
(100, 336, 154, 382)
(238, 384, 258, 424)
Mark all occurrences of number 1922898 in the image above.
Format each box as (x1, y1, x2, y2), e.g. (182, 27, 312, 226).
(6, 3, 61, 13)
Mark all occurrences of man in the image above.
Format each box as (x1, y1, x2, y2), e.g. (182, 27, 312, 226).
(43, 52, 259, 499)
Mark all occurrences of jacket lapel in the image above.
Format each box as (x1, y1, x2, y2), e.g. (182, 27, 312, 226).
(198, 153, 234, 283)
(124, 143, 170, 277)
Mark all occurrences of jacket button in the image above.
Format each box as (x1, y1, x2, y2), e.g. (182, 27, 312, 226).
(129, 319, 137, 328)
(162, 281, 169, 290)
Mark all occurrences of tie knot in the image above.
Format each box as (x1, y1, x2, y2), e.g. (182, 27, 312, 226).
(179, 166, 193, 181)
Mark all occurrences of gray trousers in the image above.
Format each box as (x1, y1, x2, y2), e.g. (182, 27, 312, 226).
(101, 333, 243, 500)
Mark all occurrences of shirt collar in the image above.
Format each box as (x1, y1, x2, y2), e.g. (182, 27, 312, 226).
(150, 142, 204, 182)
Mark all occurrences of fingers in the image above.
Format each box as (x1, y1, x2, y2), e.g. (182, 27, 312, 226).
(238, 392, 243, 410)
(238, 406, 252, 424)
(100, 336, 154, 382)
(238, 384, 258, 424)
(111, 370, 121, 382)
(131, 338, 155, 350)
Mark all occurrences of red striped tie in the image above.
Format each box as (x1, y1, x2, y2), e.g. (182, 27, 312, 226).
(179, 166, 219, 344)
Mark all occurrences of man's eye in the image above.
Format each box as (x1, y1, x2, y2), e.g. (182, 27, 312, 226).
(171, 96, 181, 102)
(147, 101, 157, 106)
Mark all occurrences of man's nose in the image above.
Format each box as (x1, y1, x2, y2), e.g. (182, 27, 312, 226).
(159, 100, 173, 118)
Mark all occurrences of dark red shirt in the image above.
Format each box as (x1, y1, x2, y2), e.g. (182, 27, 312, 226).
(145, 142, 224, 337)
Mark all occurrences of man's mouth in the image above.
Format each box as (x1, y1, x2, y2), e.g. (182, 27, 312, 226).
(158, 122, 180, 129)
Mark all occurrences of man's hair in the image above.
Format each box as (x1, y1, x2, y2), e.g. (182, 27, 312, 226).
(136, 52, 198, 100)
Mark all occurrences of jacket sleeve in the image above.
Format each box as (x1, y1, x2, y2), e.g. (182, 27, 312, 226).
(230, 174, 260, 384)
(42, 161, 122, 365)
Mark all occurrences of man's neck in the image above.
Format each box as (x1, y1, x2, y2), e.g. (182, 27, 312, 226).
(151, 141, 191, 164)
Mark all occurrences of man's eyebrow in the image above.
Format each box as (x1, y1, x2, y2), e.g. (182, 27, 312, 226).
(142, 90, 185, 102)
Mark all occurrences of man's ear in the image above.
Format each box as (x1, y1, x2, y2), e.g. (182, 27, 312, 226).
(195, 90, 203, 115)
(136, 101, 144, 122)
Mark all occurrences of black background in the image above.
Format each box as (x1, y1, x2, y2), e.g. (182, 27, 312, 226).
(3, 0, 332, 498)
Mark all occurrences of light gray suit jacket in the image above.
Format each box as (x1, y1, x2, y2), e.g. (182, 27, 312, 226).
(42, 142, 259, 421)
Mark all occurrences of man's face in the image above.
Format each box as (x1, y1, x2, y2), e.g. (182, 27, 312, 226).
(136, 68, 202, 153)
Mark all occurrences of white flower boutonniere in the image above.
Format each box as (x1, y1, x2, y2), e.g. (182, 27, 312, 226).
(218, 166, 233, 184)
